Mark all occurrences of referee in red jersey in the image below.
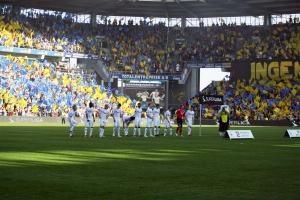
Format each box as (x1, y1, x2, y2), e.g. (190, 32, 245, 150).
(175, 106, 185, 136)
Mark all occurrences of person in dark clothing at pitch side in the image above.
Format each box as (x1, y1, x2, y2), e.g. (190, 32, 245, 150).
(287, 114, 299, 127)
(175, 106, 185, 136)
(218, 106, 230, 137)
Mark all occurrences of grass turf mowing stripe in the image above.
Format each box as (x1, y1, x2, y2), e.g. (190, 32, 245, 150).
(0, 126, 299, 200)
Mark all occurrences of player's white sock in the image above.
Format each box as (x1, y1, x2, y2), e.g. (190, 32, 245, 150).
(154, 127, 157, 136)
(84, 127, 88, 136)
(144, 127, 148, 137)
(157, 128, 160, 135)
(117, 127, 121, 137)
(124, 128, 128, 136)
(99, 128, 104, 137)
(133, 127, 136, 136)
(138, 128, 141, 136)
(188, 127, 191, 136)
(149, 128, 153, 137)
(164, 128, 167, 136)
(113, 127, 116, 137)
(70, 126, 74, 137)
(89, 128, 93, 137)
(170, 128, 173, 136)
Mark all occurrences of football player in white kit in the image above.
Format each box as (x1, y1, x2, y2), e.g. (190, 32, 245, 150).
(112, 103, 122, 137)
(185, 106, 195, 136)
(99, 104, 110, 138)
(164, 107, 172, 136)
(84, 102, 95, 137)
(144, 103, 154, 137)
(153, 104, 161, 136)
(122, 112, 135, 136)
(133, 103, 142, 137)
(68, 105, 79, 137)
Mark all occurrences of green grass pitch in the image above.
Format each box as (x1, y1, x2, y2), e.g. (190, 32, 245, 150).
(0, 125, 300, 200)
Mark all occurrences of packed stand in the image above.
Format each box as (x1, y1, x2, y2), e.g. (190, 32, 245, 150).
(0, 55, 135, 117)
(180, 22, 300, 63)
(0, 14, 183, 75)
(186, 79, 300, 122)
(1, 12, 300, 75)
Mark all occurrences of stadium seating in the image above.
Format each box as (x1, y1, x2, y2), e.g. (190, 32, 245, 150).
(187, 79, 300, 121)
(0, 55, 135, 117)
(0, 12, 299, 118)
(1, 13, 300, 75)
(182, 24, 300, 62)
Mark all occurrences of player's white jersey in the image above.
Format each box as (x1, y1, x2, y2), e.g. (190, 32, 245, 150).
(146, 107, 153, 119)
(68, 110, 77, 122)
(164, 110, 171, 122)
(135, 108, 142, 119)
(99, 108, 110, 120)
(186, 110, 195, 122)
(153, 108, 160, 119)
(153, 107, 160, 127)
(112, 107, 121, 119)
(85, 107, 94, 121)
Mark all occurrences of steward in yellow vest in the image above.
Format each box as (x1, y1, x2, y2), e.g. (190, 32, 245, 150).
(218, 107, 230, 136)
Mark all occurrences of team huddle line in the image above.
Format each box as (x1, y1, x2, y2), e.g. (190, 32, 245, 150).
(68, 102, 195, 138)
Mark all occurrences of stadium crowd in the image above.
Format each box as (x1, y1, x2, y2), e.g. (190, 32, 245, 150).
(186, 79, 300, 122)
(0, 14, 183, 75)
(1, 13, 300, 75)
(0, 55, 135, 117)
(0, 10, 299, 121)
(182, 23, 300, 62)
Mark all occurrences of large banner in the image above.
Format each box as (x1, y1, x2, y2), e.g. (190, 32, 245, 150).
(231, 61, 300, 80)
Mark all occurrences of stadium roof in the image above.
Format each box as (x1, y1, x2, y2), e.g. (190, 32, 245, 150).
(4, 0, 300, 18)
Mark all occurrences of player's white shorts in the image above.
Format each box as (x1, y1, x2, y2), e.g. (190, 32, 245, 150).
(100, 119, 107, 127)
(135, 118, 141, 127)
(123, 116, 130, 123)
(146, 119, 153, 127)
(164, 120, 171, 128)
(153, 118, 160, 127)
(85, 119, 94, 128)
(114, 118, 121, 127)
(69, 120, 77, 127)
(186, 119, 193, 127)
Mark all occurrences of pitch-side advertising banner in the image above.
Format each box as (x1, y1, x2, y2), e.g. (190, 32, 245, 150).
(285, 129, 300, 138)
(226, 130, 255, 140)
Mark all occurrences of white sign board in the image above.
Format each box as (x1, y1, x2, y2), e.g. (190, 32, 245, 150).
(285, 129, 300, 138)
(226, 130, 254, 140)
